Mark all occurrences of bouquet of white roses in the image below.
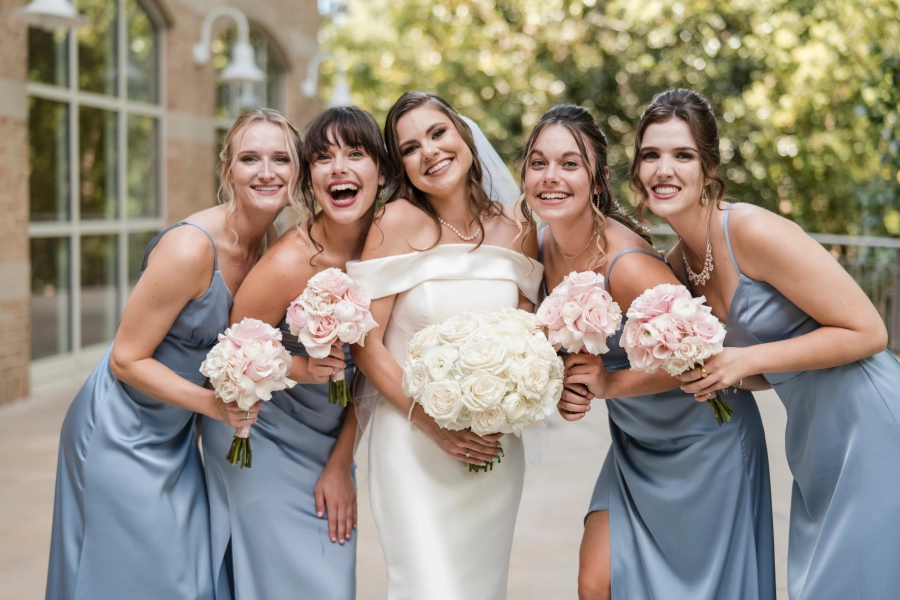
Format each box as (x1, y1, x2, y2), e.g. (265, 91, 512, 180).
(286, 268, 378, 407)
(200, 318, 296, 467)
(401, 308, 564, 472)
(620, 283, 733, 425)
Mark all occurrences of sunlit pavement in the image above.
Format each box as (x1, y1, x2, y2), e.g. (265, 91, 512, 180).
(0, 378, 789, 599)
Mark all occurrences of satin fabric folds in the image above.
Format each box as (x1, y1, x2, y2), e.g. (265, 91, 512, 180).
(46, 222, 228, 600)
(347, 244, 543, 600)
(202, 323, 357, 600)
(717, 206, 900, 600)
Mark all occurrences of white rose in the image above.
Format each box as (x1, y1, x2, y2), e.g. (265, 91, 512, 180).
(200, 347, 227, 379)
(460, 372, 507, 411)
(242, 338, 265, 358)
(491, 320, 529, 356)
(402, 360, 430, 397)
(670, 297, 698, 321)
(419, 381, 465, 429)
(539, 378, 564, 415)
(407, 325, 440, 360)
(458, 335, 512, 376)
(216, 378, 240, 404)
(470, 407, 506, 436)
(664, 357, 692, 377)
(437, 313, 484, 345)
(525, 331, 560, 364)
(501, 392, 529, 424)
(301, 289, 335, 317)
(333, 299, 359, 322)
(511, 355, 551, 400)
(498, 307, 539, 331)
(422, 345, 459, 381)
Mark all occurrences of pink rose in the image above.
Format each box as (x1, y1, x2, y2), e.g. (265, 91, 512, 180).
(297, 315, 339, 358)
(691, 311, 726, 347)
(225, 318, 281, 348)
(344, 281, 372, 311)
(285, 300, 309, 337)
(561, 270, 605, 299)
(536, 295, 567, 331)
(299, 288, 334, 318)
(309, 268, 351, 299)
(575, 289, 622, 355)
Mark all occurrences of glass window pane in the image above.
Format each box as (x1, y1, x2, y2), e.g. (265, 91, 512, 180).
(81, 234, 119, 347)
(79, 106, 118, 219)
(28, 28, 68, 86)
(127, 115, 158, 217)
(29, 98, 70, 222)
(78, 0, 119, 96)
(30, 237, 71, 359)
(127, 230, 157, 292)
(126, 0, 157, 103)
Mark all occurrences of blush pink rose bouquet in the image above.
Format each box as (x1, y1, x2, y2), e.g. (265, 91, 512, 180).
(286, 268, 378, 407)
(200, 318, 296, 467)
(536, 270, 623, 356)
(620, 283, 734, 425)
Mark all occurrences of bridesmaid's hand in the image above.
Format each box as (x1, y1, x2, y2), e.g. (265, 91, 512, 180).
(305, 343, 346, 385)
(411, 404, 503, 467)
(207, 393, 260, 429)
(678, 348, 750, 400)
(314, 462, 357, 545)
(561, 353, 608, 420)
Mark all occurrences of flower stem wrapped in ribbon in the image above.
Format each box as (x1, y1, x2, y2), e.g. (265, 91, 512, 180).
(620, 283, 734, 425)
(286, 268, 378, 407)
(402, 308, 565, 473)
(200, 318, 296, 467)
(536, 270, 623, 356)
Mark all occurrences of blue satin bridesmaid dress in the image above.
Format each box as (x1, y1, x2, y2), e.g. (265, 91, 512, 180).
(201, 323, 356, 600)
(714, 205, 900, 600)
(539, 229, 775, 599)
(46, 221, 229, 600)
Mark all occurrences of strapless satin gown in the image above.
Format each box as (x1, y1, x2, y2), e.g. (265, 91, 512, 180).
(585, 248, 774, 599)
(46, 221, 228, 600)
(714, 205, 900, 600)
(347, 244, 543, 600)
(202, 323, 356, 600)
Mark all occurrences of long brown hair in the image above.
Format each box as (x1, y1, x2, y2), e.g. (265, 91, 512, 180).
(297, 106, 388, 263)
(382, 91, 502, 250)
(630, 89, 725, 220)
(519, 104, 653, 268)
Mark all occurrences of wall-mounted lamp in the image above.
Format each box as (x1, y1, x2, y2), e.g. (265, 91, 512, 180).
(193, 7, 266, 84)
(13, 0, 86, 31)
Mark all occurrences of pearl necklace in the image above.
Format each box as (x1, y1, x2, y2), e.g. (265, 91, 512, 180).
(680, 203, 715, 286)
(554, 219, 599, 261)
(426, 203, 481, 242)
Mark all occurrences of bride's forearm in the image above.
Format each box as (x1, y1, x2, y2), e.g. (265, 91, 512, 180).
(351, 342, 413, 414)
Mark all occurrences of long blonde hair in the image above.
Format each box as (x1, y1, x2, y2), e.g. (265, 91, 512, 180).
(217, 108, 303, 238)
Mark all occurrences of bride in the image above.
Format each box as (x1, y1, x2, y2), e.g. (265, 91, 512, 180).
(348, 91, 542, 599)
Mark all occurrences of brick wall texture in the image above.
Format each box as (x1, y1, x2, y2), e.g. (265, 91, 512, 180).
(0, 0, 320, 404)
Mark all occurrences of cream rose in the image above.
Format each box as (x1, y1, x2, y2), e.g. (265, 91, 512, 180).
(512, 355, 551, 400)
(402, 361, 430, 398)
(419, 381, 465, 429)
(470, 407, 506, 436)
(458, 335, 511, 376)
(407, 324, 440, 360)
(437, 314, 484, 345)
(422, 345, 459, 381)
(460, 372, 507, 411)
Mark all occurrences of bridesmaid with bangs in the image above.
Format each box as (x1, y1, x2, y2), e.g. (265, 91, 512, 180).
(635, 88, 900, 600)
(202, 106, 387, 600)
(520, 104, 774, 600)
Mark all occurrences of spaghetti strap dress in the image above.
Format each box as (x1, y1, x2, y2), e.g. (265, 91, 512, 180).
(202, 327, 356, 600)
(717, 205, 900, 600)
(46, 221, 229, 600)
(539, 229, 775, 599)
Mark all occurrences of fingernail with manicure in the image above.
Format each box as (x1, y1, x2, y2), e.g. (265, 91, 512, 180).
(499, 451, 505, 458)
(492, 457, 499, 463)
(481, 462, 487, 466)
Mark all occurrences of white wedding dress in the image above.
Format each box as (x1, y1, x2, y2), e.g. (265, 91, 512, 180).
(348, 243, 543, 600)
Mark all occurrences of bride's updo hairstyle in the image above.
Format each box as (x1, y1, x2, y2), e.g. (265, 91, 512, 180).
(630, 89, 726, 219)
(519, 104, 652, 267)
(383, 91, 502, 249)
(297, 106, 388, 261)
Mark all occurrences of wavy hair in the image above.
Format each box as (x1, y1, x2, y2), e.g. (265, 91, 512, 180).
(519, 104, 653, 269)
(297, 106, 388, 264)
(630, 89, 725, 220)
(217, 108, 302, 242)
(382, 91, 503, 250)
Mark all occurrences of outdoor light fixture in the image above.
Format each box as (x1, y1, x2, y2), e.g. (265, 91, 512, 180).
(193, 7, 266, 85)
(13, 0, 86, 31)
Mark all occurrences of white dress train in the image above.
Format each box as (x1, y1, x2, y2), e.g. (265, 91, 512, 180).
(348, 244, 543, 600)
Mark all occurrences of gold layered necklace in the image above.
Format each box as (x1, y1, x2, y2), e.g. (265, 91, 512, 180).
(555, 218, 599, 261)
(680, 203, 715, 286)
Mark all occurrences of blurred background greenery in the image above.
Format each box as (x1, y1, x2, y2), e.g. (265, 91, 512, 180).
(319, 0, 900, 237)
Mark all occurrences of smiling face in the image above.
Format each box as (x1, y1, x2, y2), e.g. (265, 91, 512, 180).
(523, 124, 599, 224)
(228, 121, 295, 212)
(637, 118, 707, 219)
(395, 105, 474, 200)
(310, 129, 384, 224)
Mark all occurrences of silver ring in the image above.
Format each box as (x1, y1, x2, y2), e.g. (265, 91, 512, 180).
(464, 451, 470, 458)
(245, 411, 252, 420)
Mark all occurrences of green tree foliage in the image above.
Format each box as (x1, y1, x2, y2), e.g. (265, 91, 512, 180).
(321, 0, 900, 235)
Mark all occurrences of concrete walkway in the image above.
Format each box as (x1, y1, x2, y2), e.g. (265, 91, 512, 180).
(0, 378, 790, 599)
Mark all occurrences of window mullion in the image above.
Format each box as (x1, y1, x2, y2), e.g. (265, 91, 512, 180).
(68, 27, 81, 355)
(118, 0, 128, 319)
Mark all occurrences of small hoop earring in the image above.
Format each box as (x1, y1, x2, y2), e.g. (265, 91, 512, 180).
(701, 188, 710, 206)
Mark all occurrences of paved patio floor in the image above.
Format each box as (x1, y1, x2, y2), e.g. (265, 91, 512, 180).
(0, 377, 790, 599)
